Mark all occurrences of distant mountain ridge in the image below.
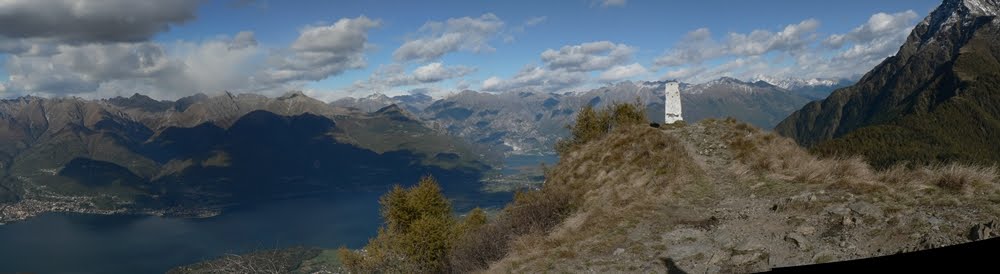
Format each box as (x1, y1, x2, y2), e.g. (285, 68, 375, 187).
(775, 0, 1000, 167)
(332, 77, 829, 154)
(0, 92, 490, 221)
(750, 75, 854, 100)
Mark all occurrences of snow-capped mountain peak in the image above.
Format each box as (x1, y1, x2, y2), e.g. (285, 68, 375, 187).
(960, 0, 1000, 16)
(684, 77, 774, 95)
(919, 0, 1000, 42)
(364, 92, 393, 102)
(749, 75, 847, 90)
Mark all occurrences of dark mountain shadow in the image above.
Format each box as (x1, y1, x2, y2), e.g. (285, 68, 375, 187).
(144, 110, 486, 208)
(145, 123, 227, 163)
(93, 117, 154, 144)
(0, 179, 19, 203)
(58, 158, 145, 188)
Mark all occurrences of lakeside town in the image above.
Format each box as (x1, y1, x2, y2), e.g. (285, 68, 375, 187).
(0, 185, 220, 224)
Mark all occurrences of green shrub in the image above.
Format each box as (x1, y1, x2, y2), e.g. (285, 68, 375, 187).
(556, 101, 648, 155)
(455, 207, 487, 236)
(448, 189, 574, 273)
(347, 101, 635, 272)
(338, 176, 470, 273)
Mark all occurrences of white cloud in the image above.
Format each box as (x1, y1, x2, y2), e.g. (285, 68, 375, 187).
(6, 42, 177, 96)
(541, 41, 635, 72)
(725, 19, 819, 56)
(524, 16, 547, 27)
(454, 79, 471, 91)
(0, 11, 390, 101)
(393, 13, 505, 62)
(817, 11, 919, 76)
(655, 11, 920, 83)
(0, 0, 202, 44)
(169, 36, 266, 95)
(230, 31, 258, 50)
(2, 15, 384, 100)
(600, 0, 627, 8)
(482, 76, 502, 90)
(661, 56, 775, 84)
(661, 66, 707, 81)
(3, 32, 266, 99)
(653, 28, 724, 67)
(655, 19, 818, 68)
(599, 63, 647, 82)
(505, 16, 548, 43)
(257, 16, 381, 84)
(480, 65, 588, 92)
(482, 40, 640, 92)
(337, 62, 476, 97)
(824, 11, 919, 48)
(413, 62, 476, 83)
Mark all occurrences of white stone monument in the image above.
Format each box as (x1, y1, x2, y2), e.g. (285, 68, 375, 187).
(664, 81, 683, 124)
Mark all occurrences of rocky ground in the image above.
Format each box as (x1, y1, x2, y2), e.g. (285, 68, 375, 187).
(658, 121, 1000, 272)
(489, 119, 1000, 273)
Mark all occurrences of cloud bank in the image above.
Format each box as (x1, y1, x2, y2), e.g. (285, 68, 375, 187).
(655, 11, 919, 83)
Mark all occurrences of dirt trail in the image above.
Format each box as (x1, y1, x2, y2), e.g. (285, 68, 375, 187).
(654, 123, 998, 272)
(491, 121, 1000, 273)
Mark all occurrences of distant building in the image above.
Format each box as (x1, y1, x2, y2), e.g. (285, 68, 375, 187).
(664, 82, 683, 124)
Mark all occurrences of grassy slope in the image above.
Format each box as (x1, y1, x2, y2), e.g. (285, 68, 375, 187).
(487, 119, 1000, 273)
(332, 112, 499, 170)
(810, 31, 1000, 168)
(167, 119, 1000, 273)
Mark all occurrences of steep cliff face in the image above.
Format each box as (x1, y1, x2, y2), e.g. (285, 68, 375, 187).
(775, 0, 1000, 167)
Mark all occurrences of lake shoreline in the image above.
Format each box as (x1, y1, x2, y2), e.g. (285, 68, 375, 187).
(0, 198, 222, 225)
(0, 155, 555, 274)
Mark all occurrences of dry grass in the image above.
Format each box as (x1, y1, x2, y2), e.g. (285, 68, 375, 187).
(713, 118, 1000, 202)
(468, 118, 1000, 273)
(928, 164, 998, 193)
(169, 247, 320, 274)
(481, 124, 706, 272)
(448, 187, 574, 273)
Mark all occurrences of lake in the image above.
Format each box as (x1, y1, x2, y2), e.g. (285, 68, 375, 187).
(500, 154, 559, 176)
(0, 155, 555, 274)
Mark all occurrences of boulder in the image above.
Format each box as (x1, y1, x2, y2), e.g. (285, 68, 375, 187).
(785, 232, 809, 251)
(969, 220, 999, 241)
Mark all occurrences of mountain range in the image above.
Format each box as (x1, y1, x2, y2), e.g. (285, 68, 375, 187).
(332, 77, 850, 154)
(776, 0, 1000, 168)
(0, 91, 491, 219)
(172, 0, 1000, 272)
(0, 73, 850, 220)
(749, 76, 854, 100)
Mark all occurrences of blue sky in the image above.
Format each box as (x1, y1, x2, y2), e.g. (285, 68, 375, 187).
(0, 0, 941, 100)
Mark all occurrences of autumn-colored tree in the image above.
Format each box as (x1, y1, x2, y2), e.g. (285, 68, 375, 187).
(339, 176, 487, 273)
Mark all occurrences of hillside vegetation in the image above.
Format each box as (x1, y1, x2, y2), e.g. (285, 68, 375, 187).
(0, 93, 493, 223)
(481, 115, 1000, 272)
(179, 102, 1000, 273)
(775, 0, 1000, 168)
